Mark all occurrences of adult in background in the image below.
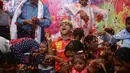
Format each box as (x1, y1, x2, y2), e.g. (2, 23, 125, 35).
(0, 0, 10, 40)
(10, 0, 51, 43)
(98, 16, 130, 48)
(65, 0, 108, 35)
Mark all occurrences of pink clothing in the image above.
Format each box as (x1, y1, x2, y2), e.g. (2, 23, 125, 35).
(71, 67, 88, 73)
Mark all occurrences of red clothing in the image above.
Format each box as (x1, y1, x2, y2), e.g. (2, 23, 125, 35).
(91, 48, 102, 59)
(51, 37, 71, 71)
(71, 67, 88, 73)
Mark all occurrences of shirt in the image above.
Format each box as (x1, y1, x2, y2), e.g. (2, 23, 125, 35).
(17, 0, 51, 31)
(51, 37, 71, 71)
(65, 3, 108, 35)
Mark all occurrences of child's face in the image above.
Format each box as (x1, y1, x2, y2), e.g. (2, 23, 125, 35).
(73, 58, 86, 72)
(65, 50, 76, 62)
(88, 61, 99, 73)
(88, 37, 98, 51)
(39, 43, 47, 54)
(99, 42, 110, 50)
(60, 22, 71, 35)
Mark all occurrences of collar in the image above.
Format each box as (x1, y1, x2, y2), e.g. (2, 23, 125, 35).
(26, 0, 38, 6)
(57, 36, 71, 41)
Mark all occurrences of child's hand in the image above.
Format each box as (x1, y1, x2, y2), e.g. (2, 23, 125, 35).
(59, 62, 70, 73)
(32, 53, 39, 57)
(45, 32, 52, 42)
(43, 55, 54, 64)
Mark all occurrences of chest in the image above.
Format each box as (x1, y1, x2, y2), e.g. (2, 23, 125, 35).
(55, 40, 70, 51)
(22, 5, 38, 19)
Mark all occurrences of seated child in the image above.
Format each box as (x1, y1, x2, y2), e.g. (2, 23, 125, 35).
(35, 41, 55, 73)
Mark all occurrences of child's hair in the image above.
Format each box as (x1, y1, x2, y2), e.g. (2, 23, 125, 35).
(72, 55, 87, 65)
(41, 40, 48, 48)
(108, 44, 117, 52)
(60, 19, 73, 28)
(115, 47, 130, 62)
(84, 35, 97, 43)
(72, 28, 84, 40)
(65, 40, 88, 60)
(65, 40, 84, 55)
(125, 16, 130, 25)
(104, 27, 115, 35)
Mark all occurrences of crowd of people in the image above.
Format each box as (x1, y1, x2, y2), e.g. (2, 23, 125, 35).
(0, 0, 130, 73)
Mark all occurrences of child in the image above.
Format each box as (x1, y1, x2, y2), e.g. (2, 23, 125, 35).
(35, 41, 55, 73)
(71, 55, 87, 73)
(65, 40, 86, 62)
(72, 28, 84, 41)
(84, 35, 100, 59)
(98, 16, 130, 49)
(50, 19, 72, 72)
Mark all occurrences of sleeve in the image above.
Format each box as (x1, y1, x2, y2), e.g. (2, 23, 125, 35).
(113, 30, 124, 40)
(91, 5, 108, 20)
(100, 33, 119, 45)
(17, 15, 25, 25)
(38, 4, 51, 28)
(64, 3, 80, 15)
(17, 7, 25, 25)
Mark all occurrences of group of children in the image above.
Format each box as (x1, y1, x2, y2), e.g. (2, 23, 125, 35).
(0, 17, 130, 73)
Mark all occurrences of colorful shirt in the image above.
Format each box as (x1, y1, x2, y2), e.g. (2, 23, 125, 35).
(51, 37, 71, 71)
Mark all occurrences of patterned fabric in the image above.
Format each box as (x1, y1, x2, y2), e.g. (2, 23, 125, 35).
(10, 38, 39, 64)
(51, 37, 70, 71)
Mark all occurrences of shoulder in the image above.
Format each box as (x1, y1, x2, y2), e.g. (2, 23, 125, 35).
(118, 29, 126, 34)
(0, 11, 9, 18)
